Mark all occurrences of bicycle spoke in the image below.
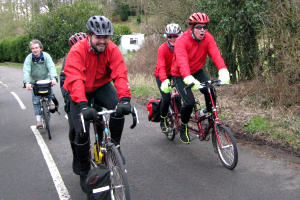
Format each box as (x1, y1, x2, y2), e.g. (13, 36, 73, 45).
(213, 124, 238, 170)
(106, 146, 130, 200)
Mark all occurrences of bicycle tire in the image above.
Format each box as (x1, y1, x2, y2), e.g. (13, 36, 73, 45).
(165, 107, 176, 141)
(212, 124, 238, 170)
(106, 144, 131, 200)
(42, 101, 51, 140)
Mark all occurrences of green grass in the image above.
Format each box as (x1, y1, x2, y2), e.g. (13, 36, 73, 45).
(1, 62, 62, 74)
(244, 115, 300, 149)
(119, 16, 143, 33)
(0, 62, 23, 68)
(244, 116, 271, 134)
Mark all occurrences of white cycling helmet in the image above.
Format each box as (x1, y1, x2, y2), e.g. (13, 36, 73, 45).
(165, 23, 181, 35)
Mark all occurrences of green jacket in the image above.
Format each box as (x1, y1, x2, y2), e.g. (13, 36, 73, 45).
(23, 52, 57, 84)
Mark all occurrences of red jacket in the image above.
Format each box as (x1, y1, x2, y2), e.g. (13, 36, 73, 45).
(63, 39, 131, 103)
(154, 42, 174, 82)
(171, 29, 227, 78)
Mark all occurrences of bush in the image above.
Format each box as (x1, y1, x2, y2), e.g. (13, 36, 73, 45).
(26, 0, 103, 61)
(111, 24, 132, 46)
(120, 5, 129, 21)
(0, 35, 31, 63)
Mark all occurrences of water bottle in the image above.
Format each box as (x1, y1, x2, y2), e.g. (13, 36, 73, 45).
(198, 109, 207, 117)
(94, 143, 103, 164)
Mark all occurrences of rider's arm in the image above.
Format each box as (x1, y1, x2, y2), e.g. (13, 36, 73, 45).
(64, 50, 88, 103)
(206, 33, 227, 70)
(44, 52, 58, 80)
(23, 54, 32, 84)
(108, 43, 131, 100)
(156, 43, 168, 82)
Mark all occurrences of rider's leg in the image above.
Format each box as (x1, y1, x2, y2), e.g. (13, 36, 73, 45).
(47, 89, 56, 111)
(155, 77, 172, 133)
(69, 100, 91, 193)
(173, 77, 196, 144)
(193, 69, 216, 112)
(91, 82, 124, 145)
(68, 112, 80, 175)
(32, 91, 42, 128)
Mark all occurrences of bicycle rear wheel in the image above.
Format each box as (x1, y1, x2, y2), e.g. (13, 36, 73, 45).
(166, 109, 176, 141)
(212, 124, 238, 170)
(41, 101, 51, 140)
(106, 144, 131, 200)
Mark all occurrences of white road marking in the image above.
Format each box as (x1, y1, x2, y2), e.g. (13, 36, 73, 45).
(30, 126, 71, 200)
(65, 114, 68, 120)
(0, 80, 8, 87)
(10, 92, 26, 110)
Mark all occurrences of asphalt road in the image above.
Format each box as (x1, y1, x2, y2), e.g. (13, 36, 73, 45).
(0, 66, 299, 200)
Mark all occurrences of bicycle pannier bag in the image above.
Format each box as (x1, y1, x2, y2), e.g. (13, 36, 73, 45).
(147, 98, 161, 122)
(33, 80, 51, 96)
(86, 164, 111, 200)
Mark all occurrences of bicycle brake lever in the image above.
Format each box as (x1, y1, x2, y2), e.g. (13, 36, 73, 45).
(80, 113, 86, 133)
(183, 83, 194, 95)
(130, 107, 139, 129)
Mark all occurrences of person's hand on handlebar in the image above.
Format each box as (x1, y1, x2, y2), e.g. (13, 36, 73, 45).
(25, 83, 32, 90)
(160, 79, 171, 93)
(218, 68, 230, 84)
(51, 79, 57, 86)
(116, 97, 132, 116)
(183, 75, 202, 90)
(78, 102, 97, 121)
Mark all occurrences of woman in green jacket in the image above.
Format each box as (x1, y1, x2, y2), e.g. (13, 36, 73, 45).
(23, 39, 58, 128)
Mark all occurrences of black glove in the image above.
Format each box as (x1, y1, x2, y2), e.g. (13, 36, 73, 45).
(78, 102, 97, 121)
(116, 97, 131, 116)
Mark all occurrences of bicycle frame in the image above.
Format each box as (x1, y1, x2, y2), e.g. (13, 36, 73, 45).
(169, 80, 223, 140)
(80, 108, 138, 199)
(80, 108, 138, 167)
(167, 80, 238, 169)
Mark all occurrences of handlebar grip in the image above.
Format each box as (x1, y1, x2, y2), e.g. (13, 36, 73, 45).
(130, 107, 138, 129)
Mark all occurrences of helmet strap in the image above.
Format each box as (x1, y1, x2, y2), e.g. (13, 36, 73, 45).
(167, 41, 174, 52)
(190, 29, 200, 42)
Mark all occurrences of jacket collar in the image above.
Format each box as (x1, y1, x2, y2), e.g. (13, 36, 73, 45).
(32, 51, 44, 63)
(167, 41, 174, 52)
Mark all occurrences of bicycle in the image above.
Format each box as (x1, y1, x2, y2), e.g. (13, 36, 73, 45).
(80, 106, 138, 200)
(165, 80, 238, 170)
(32, 80, 58, 140)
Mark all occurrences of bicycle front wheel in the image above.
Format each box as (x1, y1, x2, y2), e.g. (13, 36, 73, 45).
(212, 124, 238, 170)
(106, 145, 131, 200)
(41, 101, 51, 140)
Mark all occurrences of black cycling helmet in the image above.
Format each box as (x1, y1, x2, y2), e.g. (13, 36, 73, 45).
(86, 16, 114, 36)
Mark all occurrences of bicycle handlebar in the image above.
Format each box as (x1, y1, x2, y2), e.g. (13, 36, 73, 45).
(80, 106, 139, 134)
(183, 80, 227, 94)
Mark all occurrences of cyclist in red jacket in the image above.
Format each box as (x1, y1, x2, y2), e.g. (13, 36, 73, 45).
(63, 16, 132, 193)
(155, 23, 181, 133)
(171, 12, 230, 144)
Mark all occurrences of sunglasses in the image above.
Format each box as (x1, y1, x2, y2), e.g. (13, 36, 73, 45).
(194, 25, 208, 30)
(167, 35, 179, 39)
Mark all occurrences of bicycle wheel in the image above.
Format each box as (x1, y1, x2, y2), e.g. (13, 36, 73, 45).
(212, 124, 238, 170)
(165, 107, 176, 141)
(41, 101, 51, 140)
(106, 144, 131, 200)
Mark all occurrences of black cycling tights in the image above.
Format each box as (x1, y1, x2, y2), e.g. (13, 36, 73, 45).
(68, 82, 123, 144)
(156, 77, 171, 117)
(173, 69, 216, 124)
